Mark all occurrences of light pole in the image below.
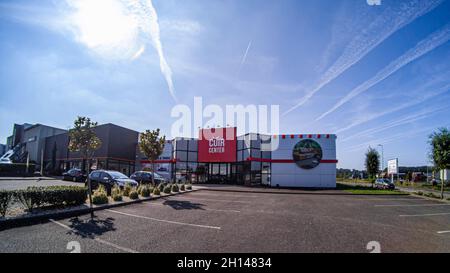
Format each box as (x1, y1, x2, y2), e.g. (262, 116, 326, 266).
(377, 144, 384, 174)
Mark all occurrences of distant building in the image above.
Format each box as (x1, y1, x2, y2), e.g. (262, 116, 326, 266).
(0, 144, 6, 157)
(44, 123, 139, 176)
(2, 123, 66, 165)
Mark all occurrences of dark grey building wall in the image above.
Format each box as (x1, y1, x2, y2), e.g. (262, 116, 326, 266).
(44, 123, 138, 162)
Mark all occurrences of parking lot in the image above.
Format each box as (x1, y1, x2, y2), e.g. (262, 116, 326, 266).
(1, 189, 450, 253)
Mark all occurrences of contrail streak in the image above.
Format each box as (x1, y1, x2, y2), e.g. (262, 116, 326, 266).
(283, 0, 443, 116)
(129, 0, 177, 102)
(236, 40, 252, 78)
(240, 40, 252, 66)
(316, 23, 450, 121)
(335, 79, 450, 134)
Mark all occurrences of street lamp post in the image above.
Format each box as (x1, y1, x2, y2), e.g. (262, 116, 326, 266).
(378, 144, 384, 174)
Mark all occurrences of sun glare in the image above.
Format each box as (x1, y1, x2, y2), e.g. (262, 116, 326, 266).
(67, 0, 141, 59)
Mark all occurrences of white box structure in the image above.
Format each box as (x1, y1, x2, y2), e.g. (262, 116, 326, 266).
(270, 134, 337, 188)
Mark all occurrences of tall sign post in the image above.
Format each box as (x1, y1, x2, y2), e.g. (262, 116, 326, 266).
(387, 158, 399, 184)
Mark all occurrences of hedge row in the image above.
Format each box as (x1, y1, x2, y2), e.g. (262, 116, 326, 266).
(0, 186, 87, 217)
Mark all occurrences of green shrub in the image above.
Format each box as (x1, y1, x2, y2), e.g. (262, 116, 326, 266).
(171, 184, 179, 193)
(92, 185, 108, 205)
(186, 184, 192, 190)
(163, 185, 171, 194)
(112, 194, 122, 202)
(111, 186, 122, 202)
(140, 186, 151, 197)
(180, 184, 185, 191)
(92, 193, 108, 204)
(129, 190, 139, 200)
(123, 183, 133, 197)
(153, 187, 161, 195)
(0, 190, 14, 217)
(158, 183, 165, 192)
(416, 191, 423, 196)
(14, 188, 44, 212)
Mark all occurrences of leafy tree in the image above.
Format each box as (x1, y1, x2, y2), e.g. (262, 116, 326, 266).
(139, 129, 166, 184)
(429, 127, 450, 199)
(365, 147, 380, 187)
(68, 117, 102, 216)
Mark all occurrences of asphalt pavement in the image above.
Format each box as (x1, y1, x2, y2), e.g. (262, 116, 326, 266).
(1, 189, 450, 253)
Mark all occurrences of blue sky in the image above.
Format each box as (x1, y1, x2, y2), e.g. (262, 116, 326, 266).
(0, 0, 449, 169)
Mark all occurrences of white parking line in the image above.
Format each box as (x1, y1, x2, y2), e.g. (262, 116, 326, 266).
(187, 192, 260, 198)
(375, 204, 450, 207)
(359, 198, 428, 201)
(105, 209, 221, 230)
(437, 230, 450, 234)
(49, 219, 139, 253)
(143, 202, 241, 213)
(171, 196, 251, 203)
(399, 212, 450, 217)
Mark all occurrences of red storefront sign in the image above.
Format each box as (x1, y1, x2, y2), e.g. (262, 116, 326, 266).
(198, 127, 237, 163)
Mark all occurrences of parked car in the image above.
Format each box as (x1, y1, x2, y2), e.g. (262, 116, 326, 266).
(130, 171, 167, 184)
(88, 170, 138, 195)
(374, 178, 395, 189)
(62, 168, 87, 182)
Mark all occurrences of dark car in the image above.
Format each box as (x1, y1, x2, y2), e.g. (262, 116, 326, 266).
(130, 171, 167, 185)
(374, 178, 395, 190)
(62, 168, 87, 182)
(88, 170, 138, 195)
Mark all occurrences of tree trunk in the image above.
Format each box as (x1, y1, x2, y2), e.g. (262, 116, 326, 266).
(86, 158, 94, 219)
(152, 160, 155, 185)
(441, 179, 445, 200)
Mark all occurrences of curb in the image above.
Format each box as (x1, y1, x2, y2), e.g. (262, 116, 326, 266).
(198, 188, 409, 196)
(0, 189, 199, 230)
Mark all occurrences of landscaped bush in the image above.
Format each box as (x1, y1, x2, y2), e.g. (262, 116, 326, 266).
(129, 190, 139, 200)
(416, 191, 423, 196)
(180, 184, 185, 191)
(153, 187, 161, 195)
(111, 186, 122, 202)
(140, 186, 151, 197)
(186, 184, 192, 190)
(0, 163, 36, 176)
(15, 188, 45, 212)
(171, 184, 179, 193)
(163, 185, 171, 194)
(158, 183, 165, 192)
(123, 183, 133, 197)
(0, 190, 14, 217)
(92, 185, 108, 205)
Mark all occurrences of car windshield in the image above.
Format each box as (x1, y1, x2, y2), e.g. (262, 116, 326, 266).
(107, 171, 128, 179)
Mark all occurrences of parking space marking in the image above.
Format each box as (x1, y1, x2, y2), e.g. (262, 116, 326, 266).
(437, 230, 450, 234)
(375, 204, 450, 207)
(356, 198, 428, 201)
(399, 212, 450, 217)
(49, 219, 139, 253)
(105, 209, 221, 230)
(187, 192, 260, 198)
(170, 196, 251, 203)
(143, 202, 241, 213)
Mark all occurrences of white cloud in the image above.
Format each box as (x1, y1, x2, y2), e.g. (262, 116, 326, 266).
(316, 23, 450, 121)
(283, 0, 443, 116)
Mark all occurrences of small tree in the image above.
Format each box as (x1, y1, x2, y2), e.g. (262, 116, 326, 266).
(429, 128, 450, 199)
(139, 129, 166, 184)
(68, 117, 102, 217)
(365, 147, 380, 187)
